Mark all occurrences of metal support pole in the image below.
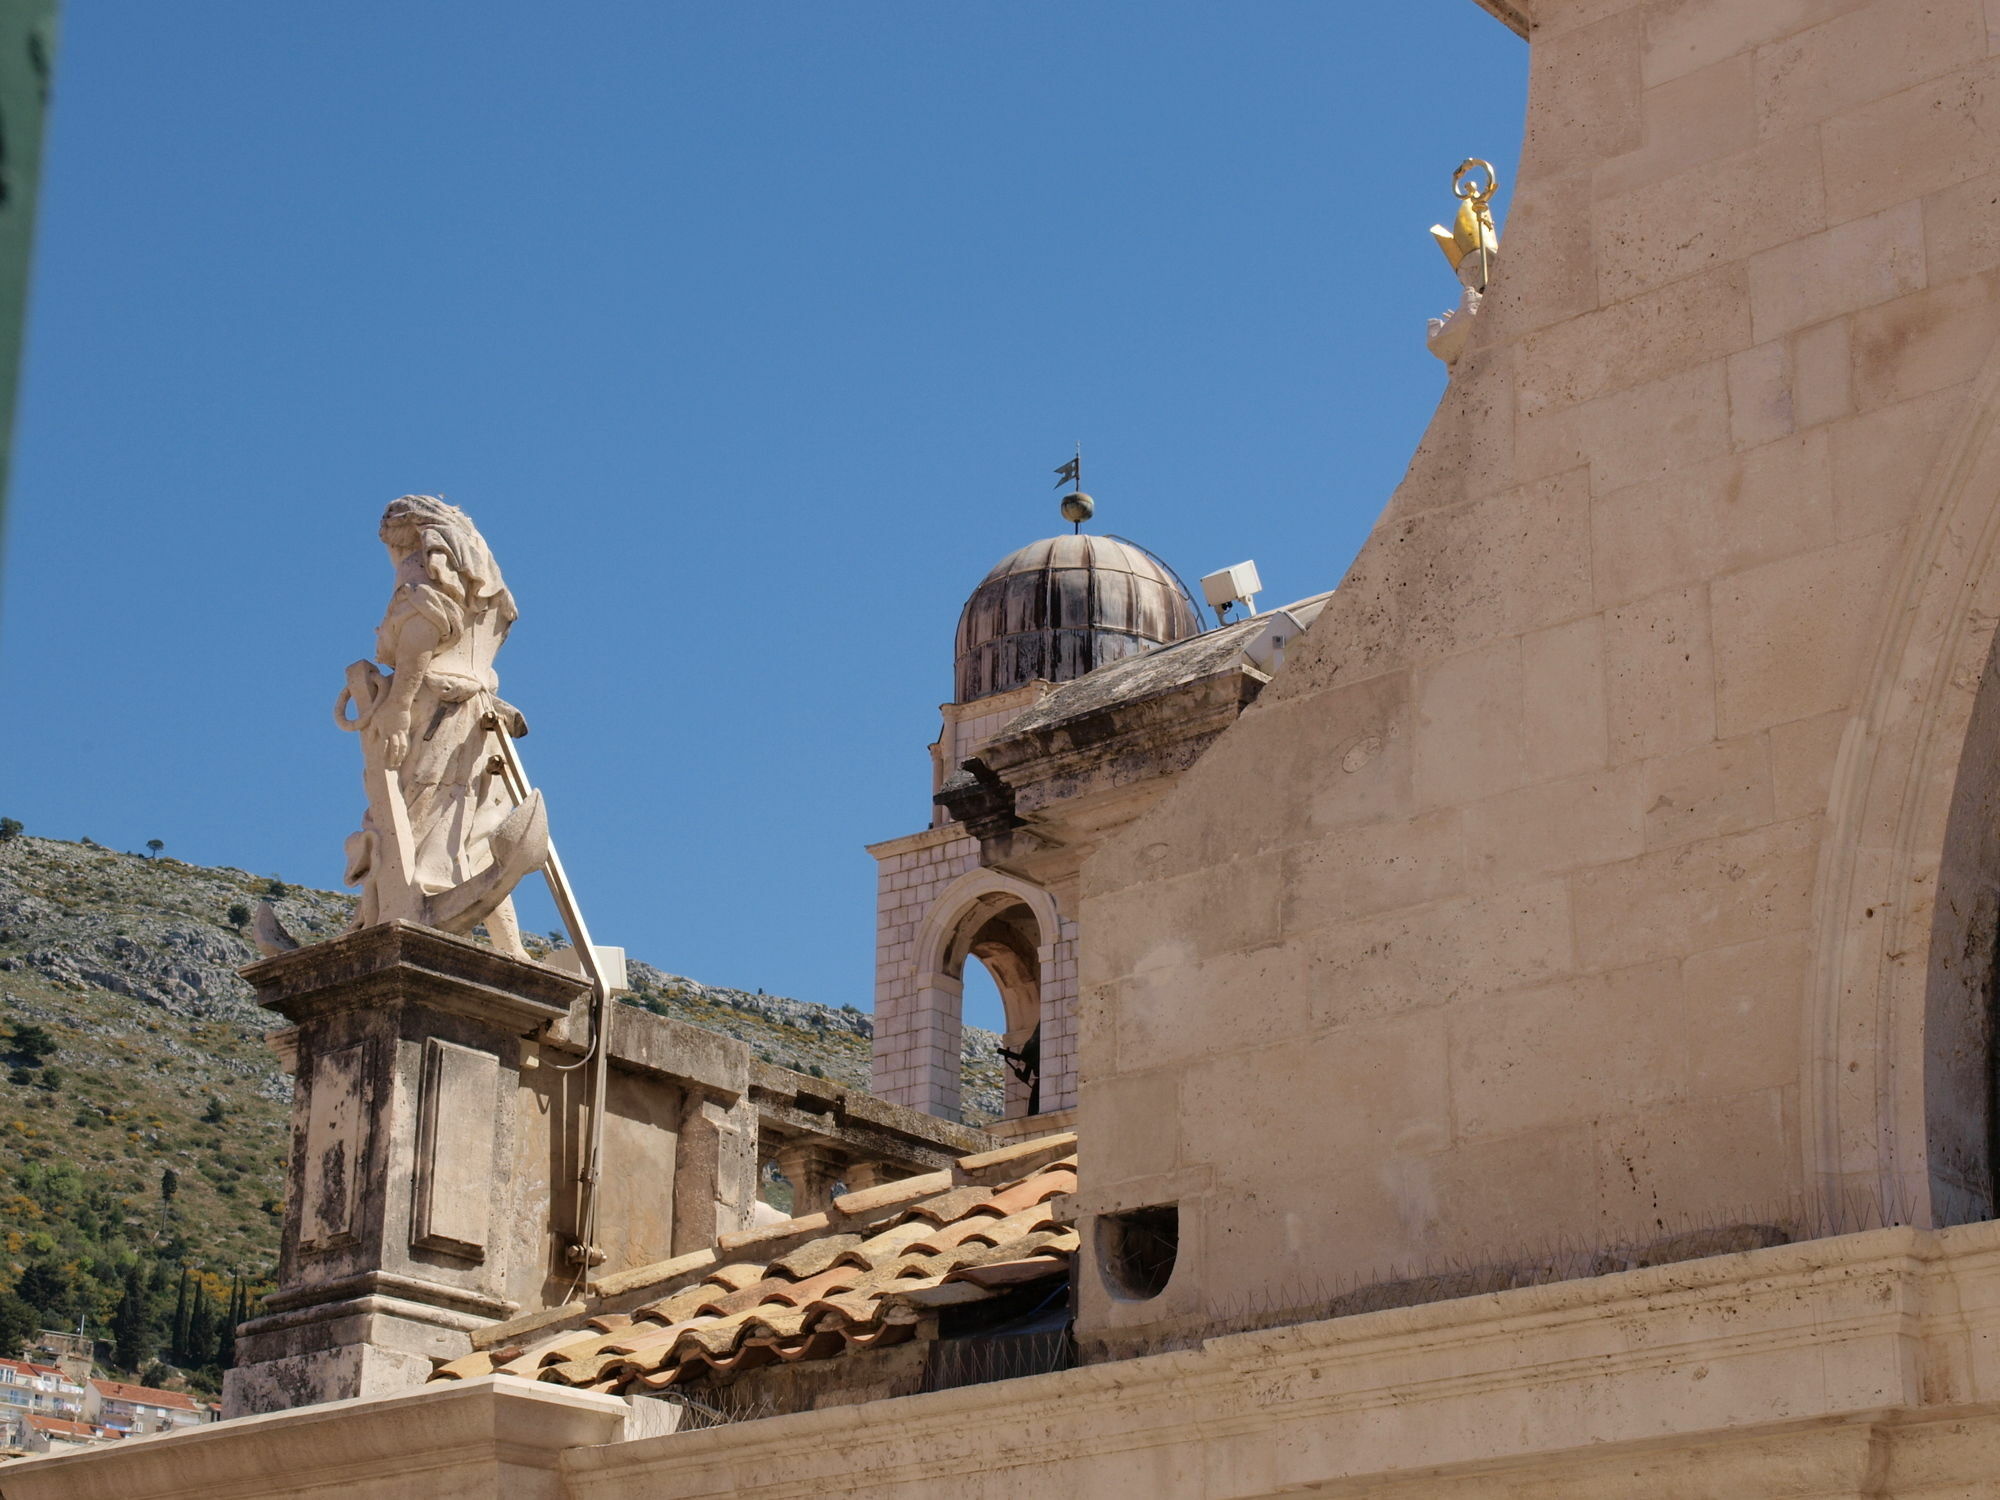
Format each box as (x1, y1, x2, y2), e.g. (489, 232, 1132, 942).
(485, 716, 610, 1274)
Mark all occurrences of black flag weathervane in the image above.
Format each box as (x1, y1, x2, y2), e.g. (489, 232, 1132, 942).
(1054, 444, 1081, 493)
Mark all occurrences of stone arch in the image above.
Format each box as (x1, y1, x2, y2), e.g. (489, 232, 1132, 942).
(910, 869, 1061, 1121)
(1809, 338, 2000, 1228)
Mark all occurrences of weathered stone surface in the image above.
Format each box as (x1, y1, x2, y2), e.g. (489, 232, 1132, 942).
(1067, 0, 2000, 1340)
(226, 924, 574, 1419)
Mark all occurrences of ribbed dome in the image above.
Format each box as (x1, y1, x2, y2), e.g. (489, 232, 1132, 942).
(954, 534, 1202, 703)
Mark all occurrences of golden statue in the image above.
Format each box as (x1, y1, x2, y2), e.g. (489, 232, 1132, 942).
(1427, 158, 1500, 366)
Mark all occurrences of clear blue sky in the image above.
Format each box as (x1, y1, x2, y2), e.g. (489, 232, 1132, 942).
(0, 1, 1524, 1031)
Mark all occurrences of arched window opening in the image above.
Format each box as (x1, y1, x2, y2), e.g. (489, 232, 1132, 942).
(943, 897, 1044, 1121)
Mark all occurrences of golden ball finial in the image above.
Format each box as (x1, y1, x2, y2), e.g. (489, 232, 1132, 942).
(1060, 491, 1095, 526)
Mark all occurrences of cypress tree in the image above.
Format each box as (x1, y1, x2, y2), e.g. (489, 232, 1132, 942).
(186, 1277, 213, 1367)
(110, 1266, 148, 1373)
(216, 1276, 241, 1370)
(170, 1268, 189, 1365)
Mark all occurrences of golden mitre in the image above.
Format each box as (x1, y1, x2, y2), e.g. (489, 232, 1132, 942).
(1430, 192, 1499, 271)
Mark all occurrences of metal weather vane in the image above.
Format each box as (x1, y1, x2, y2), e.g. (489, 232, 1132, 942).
(1054, 444, 1093, 532)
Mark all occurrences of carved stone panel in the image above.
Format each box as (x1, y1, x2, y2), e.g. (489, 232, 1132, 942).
(299, 1042, 367, 1254)
(413, 1037, 499, 1260)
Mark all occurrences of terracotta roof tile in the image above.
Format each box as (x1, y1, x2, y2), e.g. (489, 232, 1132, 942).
(952, 1131, 1077, 1179)
(587, 1248, 715, 1302)
(434, 1150, 1075, 1397)
(470, 1300, 587, 1352)
(834, 1217, 939, 1268)
(701, 1261, 773, 1292)
(945, 1251, 1072, 1290)
(899, 1184, 990, 1225)
(830, 1169, 953, 1218)
(768, 1232, 864, 1279)
(717, 1211, 830, 1255)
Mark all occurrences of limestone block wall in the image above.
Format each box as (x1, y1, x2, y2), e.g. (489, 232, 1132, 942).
(929, 686, 1047, 823)
(874, 682, 1079, 1122)
(1077, 0, 2000, 1334)
(1039, 917, 1081, 1113)
(871, 827, 982, 1117)
(868, 825, 1081, 1121)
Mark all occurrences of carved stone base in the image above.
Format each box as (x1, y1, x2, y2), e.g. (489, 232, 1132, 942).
(223, 1290, 492, 1417)
(222, 922, 584, 1419)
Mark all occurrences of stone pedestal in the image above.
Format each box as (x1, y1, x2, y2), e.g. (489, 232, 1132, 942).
(223, 922, 585, 1418)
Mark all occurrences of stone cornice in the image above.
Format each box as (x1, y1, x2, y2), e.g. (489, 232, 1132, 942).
(1468, 0, 1530, 36)
(863, 823, 973, 860)
(240, 920, 583, 1033)
(561, 1221, 2000, 1497)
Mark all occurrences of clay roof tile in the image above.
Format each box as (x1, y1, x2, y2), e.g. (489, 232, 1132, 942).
(830, 1169, 954, 1219)
(769, 1232, 864, 1279)
(701, 1261, 773, 1292)
(898, 1183, 990, 1225)
(436, 1152, 1078, 1399)
(952, 1132, 1078, 1179)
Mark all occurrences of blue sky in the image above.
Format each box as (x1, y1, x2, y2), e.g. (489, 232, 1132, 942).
(0, 1, 1524, 1030)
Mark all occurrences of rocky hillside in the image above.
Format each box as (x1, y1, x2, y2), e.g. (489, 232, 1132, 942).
(0, 832, 1003, 1388)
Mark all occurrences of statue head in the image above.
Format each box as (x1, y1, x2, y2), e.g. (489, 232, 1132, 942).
(379, 494, 516, 626)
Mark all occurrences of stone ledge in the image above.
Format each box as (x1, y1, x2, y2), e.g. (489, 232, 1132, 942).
(241, 920, 584, 1032)
(558, 1220, 2000, 1497)
(250, 1274, 512, 1327)
(0, 1374, 633, 1500)
(538, 1002, 749, 1100)
(30, 1223, 2000, 1497)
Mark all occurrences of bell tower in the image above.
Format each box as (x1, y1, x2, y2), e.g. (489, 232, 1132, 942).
(866, 487, 1203, 1130)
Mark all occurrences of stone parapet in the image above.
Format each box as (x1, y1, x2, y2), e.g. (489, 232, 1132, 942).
(0, 1374, 643, 1500)
(561, 1220, 2000, 1498)
(34, 1221, 2000, 1497)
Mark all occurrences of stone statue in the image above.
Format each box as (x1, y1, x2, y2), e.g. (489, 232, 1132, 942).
(1427, 158, 1501, 367)
(335, 495, 547, 958)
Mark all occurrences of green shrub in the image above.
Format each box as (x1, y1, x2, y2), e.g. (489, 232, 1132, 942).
(5, 1025, 57, 1066)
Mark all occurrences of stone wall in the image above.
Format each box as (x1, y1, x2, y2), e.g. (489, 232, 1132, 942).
(869, 826, 982, 1116)
(1074, 0, 2000, 1338)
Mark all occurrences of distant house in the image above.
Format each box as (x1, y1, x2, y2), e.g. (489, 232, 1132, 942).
(81, 1379, 202, 1437)
(0, 1358, 84, 1420)
(16, 1412, 118, 1454)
